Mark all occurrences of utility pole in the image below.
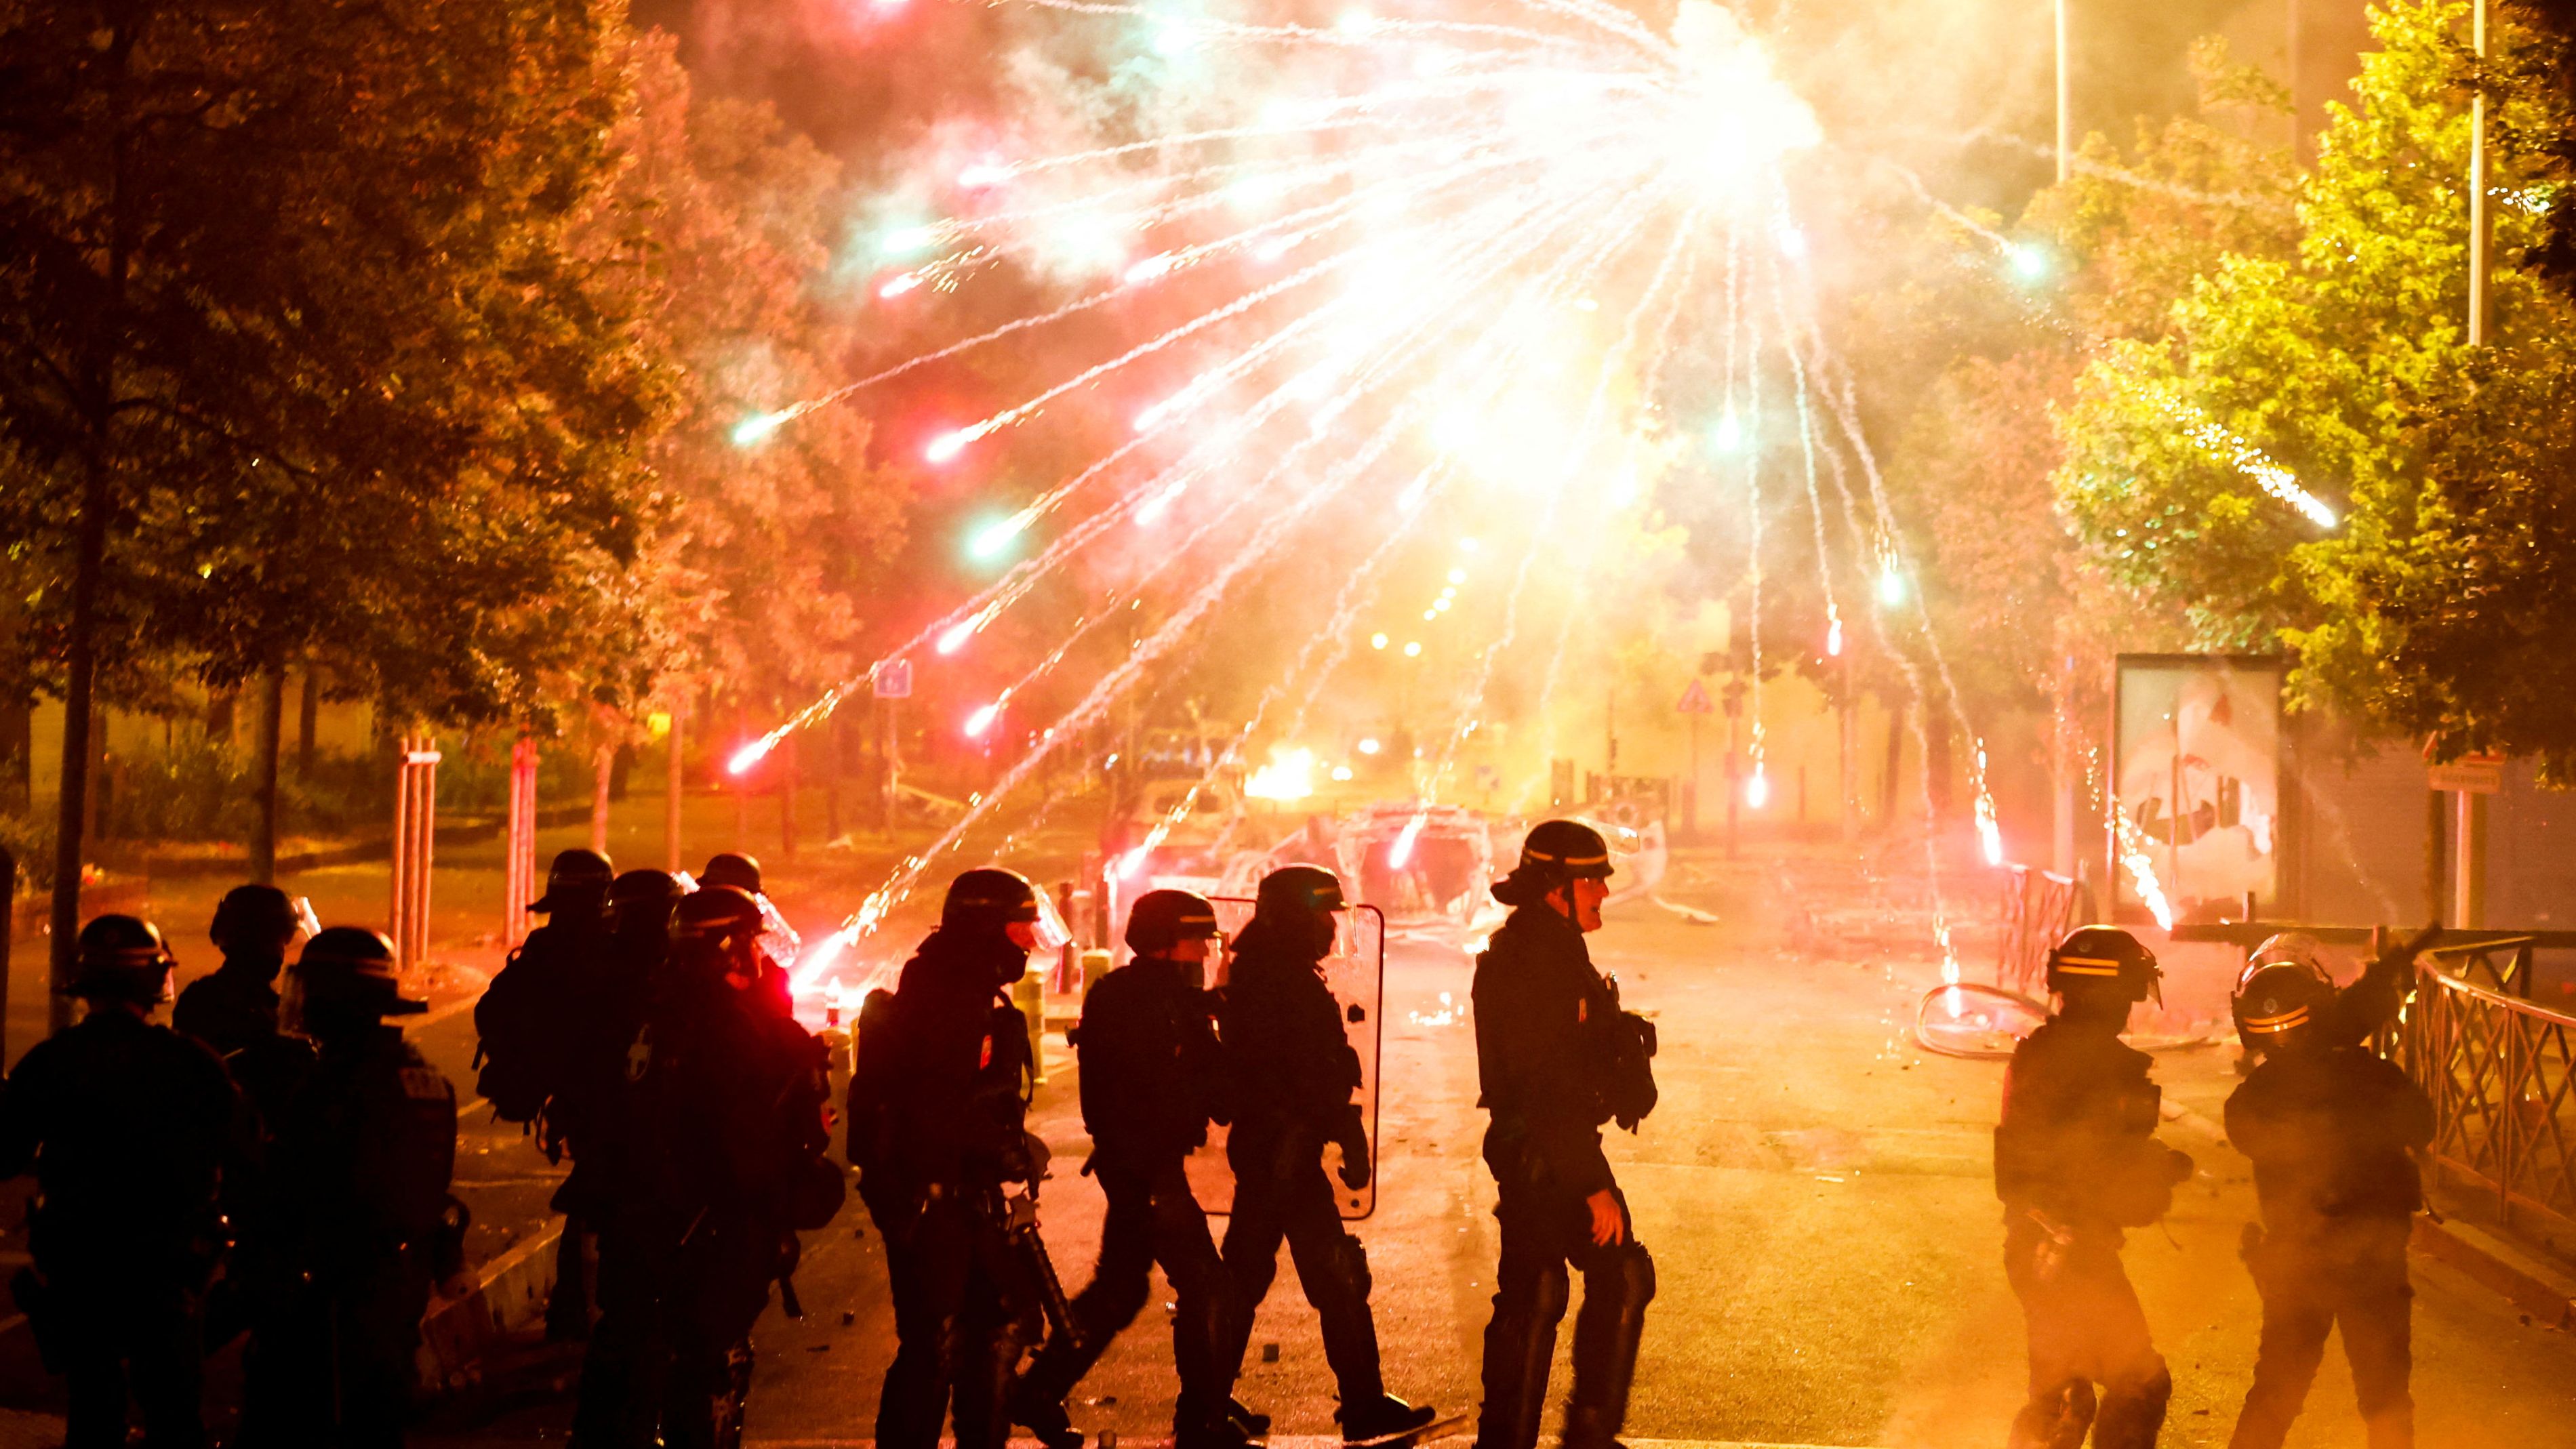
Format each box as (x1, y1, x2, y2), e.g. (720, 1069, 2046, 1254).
(2054, 0, 2071, 182)
(2455, 0, 2491, 928)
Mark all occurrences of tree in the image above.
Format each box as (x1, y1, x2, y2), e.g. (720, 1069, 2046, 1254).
(2054, 0, 2574, 728)
(0, 0, 660, 958)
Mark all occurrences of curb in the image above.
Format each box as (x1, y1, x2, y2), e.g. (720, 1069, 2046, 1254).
(2159, 1099, 2576, 1329)
(418, 1223, 565, 1394)
(2410, 1214, 2576, 1329)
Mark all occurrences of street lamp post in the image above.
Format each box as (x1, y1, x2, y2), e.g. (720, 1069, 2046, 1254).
(2454, 0, 2491, 928)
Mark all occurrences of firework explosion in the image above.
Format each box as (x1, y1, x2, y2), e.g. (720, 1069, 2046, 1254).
(734, 0, 2039, 976)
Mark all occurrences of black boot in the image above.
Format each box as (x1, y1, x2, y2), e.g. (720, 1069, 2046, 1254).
(1008, 1377, 1086, 1449)
(1561, 1244, 1655, 1449)
(1475, 1261, 1567, 1449)
(1340, 1395, 1439, 1444)
(1230, 1397, 1273, 1437)
(1178, 1396, 1261, 1449)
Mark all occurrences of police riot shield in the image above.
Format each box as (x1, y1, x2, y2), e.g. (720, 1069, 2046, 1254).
(1186, 898, 1386, 1221)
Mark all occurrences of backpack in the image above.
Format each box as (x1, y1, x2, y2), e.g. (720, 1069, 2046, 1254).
(472, 931, 576, 1124)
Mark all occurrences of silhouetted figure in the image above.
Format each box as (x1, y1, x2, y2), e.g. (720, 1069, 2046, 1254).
(1994, 927, 2192, 1449)
(571, 886, 837, 1449)
(176, 884, 298, 1057)
(1011, 889, 1255, 1448)
(1216, 865, 1434, 1442)
(2224, 932, 2438, 1449)
(239, 928, 456, 1449)
(858, 870, 1049, 1449)
(1474, 820, 1657, 1449)
(0, 915, 239, 1449)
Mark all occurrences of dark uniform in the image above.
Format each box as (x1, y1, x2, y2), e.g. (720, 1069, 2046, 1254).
(2223, 938, 2437, 1449)
(1994, 928, 2190, 1449)
(175, 884, 300, 1058)
(239, 928, 456, 1449)
(547, 869, 684, 1343)
(701, 853, 794, 1019)
(1013, 890, 1245, 1445)
(862, 870, 1047, 1449)
(573, 886, 836, 1449)
(1216, 867, 1430, 1440)
(0, 916, 239, 1449)
(1472, 821, 1655, 1449)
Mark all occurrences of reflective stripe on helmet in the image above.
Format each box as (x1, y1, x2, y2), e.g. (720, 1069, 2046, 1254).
(2053, 961, 2125, 975)
(2242, 1004, 2312, 1033)
(1525, 849, 1611, 866)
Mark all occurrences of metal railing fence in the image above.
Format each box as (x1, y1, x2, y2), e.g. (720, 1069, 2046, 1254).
(2395, 961, 2576, 1236)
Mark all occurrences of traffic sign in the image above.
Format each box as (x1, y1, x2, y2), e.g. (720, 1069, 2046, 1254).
(2429, 754, 2503, 794)
(874, 658, 914, 699)
(1676, 678, 1714, 716)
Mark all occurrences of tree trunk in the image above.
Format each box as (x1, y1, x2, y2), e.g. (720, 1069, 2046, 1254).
(0, 687, 28, 815)
(664, 701, 683, 873)
(50, 448, 113, 1016)
(1924, 710, 1954, 820)
(590, 745, 613, 857)
(250, 666, 284, 883)
(295, 666, 319, 779)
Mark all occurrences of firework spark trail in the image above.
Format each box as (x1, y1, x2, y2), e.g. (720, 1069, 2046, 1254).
(1517, 217, 1706, 789)
(1769, 255, 1844, 658)
(1001, 176, 1678, 835)
(839, 384, 1477, 939)
(1443, 180, 1700, 772)
(729, 169, 1652, 771)
(1014, 0, 1675, 61)
(829, 169, 1676, 924)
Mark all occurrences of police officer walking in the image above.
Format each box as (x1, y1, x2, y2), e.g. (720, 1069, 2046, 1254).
(548, 869, 689, 1343)
(2223, 934, 2438, 1449)
(701, 853, 793, 1017)
(1993, 928, 2194, 1449)
(241, 928, 458, 1449)
(0, 916, 241, 1449)
(475, 848, 616, 1127)
(176, 884, 301, 1057)
(1473, 821, 1657, 1449)
(1216, 865, 1435, 1441)
(571, 886, 838, 1449)
(1011, 889, 1256, 1448)
(860, 868, 1053, 1449)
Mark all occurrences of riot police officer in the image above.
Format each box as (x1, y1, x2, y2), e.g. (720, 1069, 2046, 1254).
(1217, 865, 1435, 1441)
(571, 886, 838, 1449)
(1011, 889, 1255, 1448)
(863, 868, 1051, 1449)
(176, 884, 300, 1056)
(242, 927, 458, 1449)
(700, 853, 793, 1017)
(0, 916, 240, 1449)
(2223, 935, 2437, 1449)
(475, 847, 616, 1126)
(548, 869, 690, 1343)
(1473, 820, 1657, 1449)
(1994, 927, 2193, 1449)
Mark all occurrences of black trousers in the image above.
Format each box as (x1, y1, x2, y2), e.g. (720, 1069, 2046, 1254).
(2228, 1218, 2413, 1449)
(2002, 1213, 2171, 1449)
(874, 1191, 1044, 1449)
(1021, 1151, 1234, 1418)
(1219, 1124, 1383, 1407)
(572, 1215, 776, 1449)
(43, 1261, 206, 1449)
(238, 1251, 433, 1449)
(1475, 1166, 1653, 1449)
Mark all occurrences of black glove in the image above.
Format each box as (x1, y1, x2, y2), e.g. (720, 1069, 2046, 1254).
(1333, 1110, 1371, 1191)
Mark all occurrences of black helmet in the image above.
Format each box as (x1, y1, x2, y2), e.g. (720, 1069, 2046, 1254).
(1255, 864, 1346, 917)
(294, 927, 426, 1017)
(2045, 926, 2162, 1005)
(607, 870, 685, 933)
(71, 914, 177, 1004)
(1513, 819, 1614, 880)
(1126, 889, 1221, 956)
(1492, 818, 1615, 907)
(700, 852, 763, 895)
(210, 884, 298, 954)
(2233, 935, 2336, 1053)
(531, 849, 615, 913)
(942, 868, 1041, 931)
(672, 885, 767, 953)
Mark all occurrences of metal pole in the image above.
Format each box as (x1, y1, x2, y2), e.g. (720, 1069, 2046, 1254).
(389, 732, 411, 960)
(666, 701, 684, 873)
(417, 740, 437, 971)
(2054, 0, 2071, 183)
(2453, 790, 2486, 929)
(2468, 0, 2490, 348)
